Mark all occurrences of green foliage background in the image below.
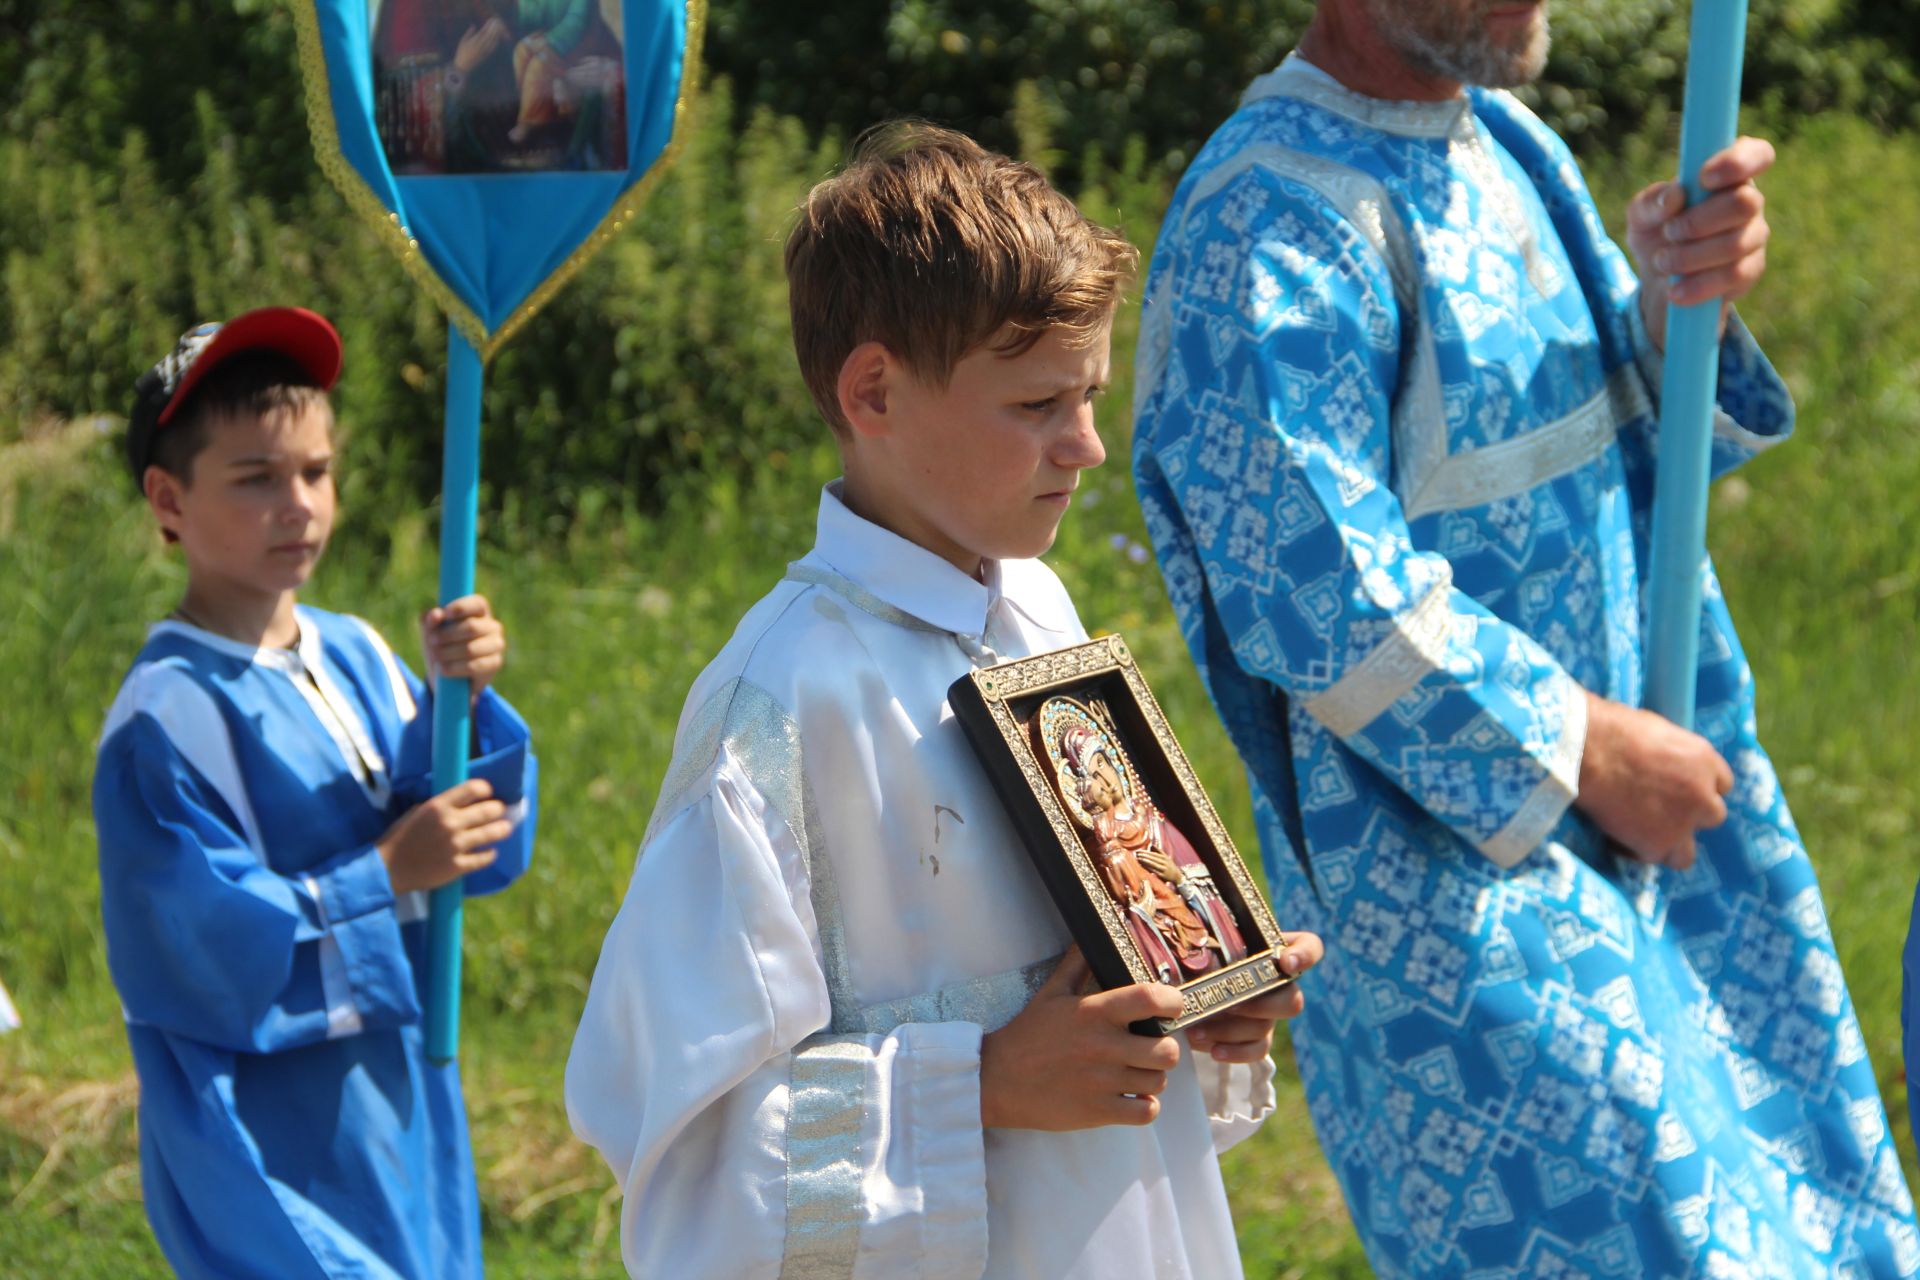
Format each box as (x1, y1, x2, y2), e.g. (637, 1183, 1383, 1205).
(4, 3, 1920, 1276)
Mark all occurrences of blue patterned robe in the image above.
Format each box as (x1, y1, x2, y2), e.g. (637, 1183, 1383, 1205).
(1132, 57, 1919, 1278)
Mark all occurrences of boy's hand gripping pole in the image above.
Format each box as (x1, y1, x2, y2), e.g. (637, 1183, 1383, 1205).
(426, 325, 483, 1065)
(1644, 0, 1750, 730)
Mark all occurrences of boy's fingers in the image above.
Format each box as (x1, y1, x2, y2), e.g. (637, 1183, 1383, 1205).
(433, 643, 506, 674)
(1118, 1032, 1183, 1073)
(1089, 981, 1185, 1027)
(446, 778, 494, 805)
(451, 798, 508, 826)
(428, 618, 500, 645)
(456, 820, 515, 851)
(1278, 931, 1324, 977)
(437, 595, 492, 623)
(454, 848, 499, 874)
(1117, 1067, 1170, 1097)
(1042, 946, 1090, 995)
(1190, 1012, 1273, 1045)
(1207, 1037, 1274, 1065)
(1102, 1093, 1161, 1127)
(451, 633, 507, 659)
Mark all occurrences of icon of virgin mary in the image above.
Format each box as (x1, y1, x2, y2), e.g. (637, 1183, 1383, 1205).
(1036, 698, 1248, 983)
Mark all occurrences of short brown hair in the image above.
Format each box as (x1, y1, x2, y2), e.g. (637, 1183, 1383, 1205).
(784, 122, 1137, 433)
(153, 351, 332, 484)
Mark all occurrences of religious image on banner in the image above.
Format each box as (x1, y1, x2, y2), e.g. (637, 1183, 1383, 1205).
(370, 0, 628, 175)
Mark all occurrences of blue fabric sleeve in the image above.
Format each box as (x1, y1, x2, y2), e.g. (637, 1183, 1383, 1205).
(95, 716, 420, 1053)
(390, 663, 537, 899)
(462, 688, 537, 898)
(1473, 92, 1796, 483)
(1137, 173, 1585, 868)
(1622, 301, 1796, 480)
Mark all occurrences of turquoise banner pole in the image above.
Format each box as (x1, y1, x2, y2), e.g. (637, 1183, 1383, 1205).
(1644, 0, 1750, 729)
(426, 324, 482, 1064)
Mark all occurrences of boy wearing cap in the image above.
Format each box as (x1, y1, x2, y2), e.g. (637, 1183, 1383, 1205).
(94, 308, 538, 1279)
(565, 125, 1322, 1278)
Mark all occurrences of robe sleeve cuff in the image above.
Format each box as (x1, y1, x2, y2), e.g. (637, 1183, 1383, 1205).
(898, 1021, 990, 1266)
(784, 1023, 988, 1273)
(1626, 286, 1667, 400)
(302, 850, 419, 1038)
(1475, 672, 1586, 869)
(308, 844, 396, 922)
(1190, 1047, 1277, 1155)
(1710, 310, 1795, 451)
(468, 689, 532, 806)
(1627, 299, 1791, 455)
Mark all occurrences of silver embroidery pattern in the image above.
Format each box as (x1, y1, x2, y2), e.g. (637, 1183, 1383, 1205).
(1186, 144, 1418, 312)
(784, 563, 942, 633)
(1479, 672, 1587, 867)
(1392, 322, 1449, 517)
(1134, 141, 1419, 424)
(1453, 118, 1558, 298)
(650, 676, 1047, 1274)
(644, 677, 743, 845)
(1400, 364, 1651, 520)
(781, 1036, 867, 1279)
(647, 676, 858, 1019)
(649, 675, 1050, 1040)
(1303, 573, 1458, 738)
(1153, 65, 1635, 528)
(838, 955, 1060, 1037)
(1242, 59, 1465, 138)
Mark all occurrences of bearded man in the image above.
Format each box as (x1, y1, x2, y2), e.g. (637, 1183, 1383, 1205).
(1132, 2, 1920, 1274)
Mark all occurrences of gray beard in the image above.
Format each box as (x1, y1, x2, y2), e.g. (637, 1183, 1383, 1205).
(1375, 5, 1553, 89)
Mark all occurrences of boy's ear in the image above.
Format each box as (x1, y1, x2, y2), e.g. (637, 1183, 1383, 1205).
(143, 465, 186, 544)
(836, 341, 896, 439)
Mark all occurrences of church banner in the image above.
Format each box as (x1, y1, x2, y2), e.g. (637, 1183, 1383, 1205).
(295, 0, 703, 1061)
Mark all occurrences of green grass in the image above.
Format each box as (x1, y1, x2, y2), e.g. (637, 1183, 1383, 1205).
(4, 115, 1918, 1276)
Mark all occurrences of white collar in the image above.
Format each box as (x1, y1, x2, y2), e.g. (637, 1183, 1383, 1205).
(149, 605, 322, 672)
(807, 481, 1005, 638)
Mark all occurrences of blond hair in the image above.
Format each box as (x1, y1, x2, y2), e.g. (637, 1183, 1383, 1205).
(784, 122, 1137, 434)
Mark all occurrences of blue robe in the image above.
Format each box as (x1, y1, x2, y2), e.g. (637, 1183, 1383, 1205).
(1133, 57, 1919, 1278)
(93, 605, 537, 1280)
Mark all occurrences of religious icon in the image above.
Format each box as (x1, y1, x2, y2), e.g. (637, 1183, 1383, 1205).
(370, 0, 629, 175)
(1036, 697, 1249, 985)
(950, 636, 1290, 1033)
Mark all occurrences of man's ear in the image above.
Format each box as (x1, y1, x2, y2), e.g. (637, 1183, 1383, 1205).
(143, 465, 186, 544)
(836, 341, 897, 440)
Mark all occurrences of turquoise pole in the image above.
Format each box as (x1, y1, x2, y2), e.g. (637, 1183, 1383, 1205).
(425, 325, 482, 1065)
(1644, 0, 1751, 729)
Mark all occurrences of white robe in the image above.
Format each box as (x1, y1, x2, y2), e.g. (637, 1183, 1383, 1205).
(566, 482, 1274, 1279)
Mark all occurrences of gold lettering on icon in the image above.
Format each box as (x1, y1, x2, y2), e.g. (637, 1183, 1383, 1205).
(1179, 956, 1281, 1017)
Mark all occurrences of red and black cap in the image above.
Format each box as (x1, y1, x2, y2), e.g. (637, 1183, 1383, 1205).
(127, 307, 343, 483)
